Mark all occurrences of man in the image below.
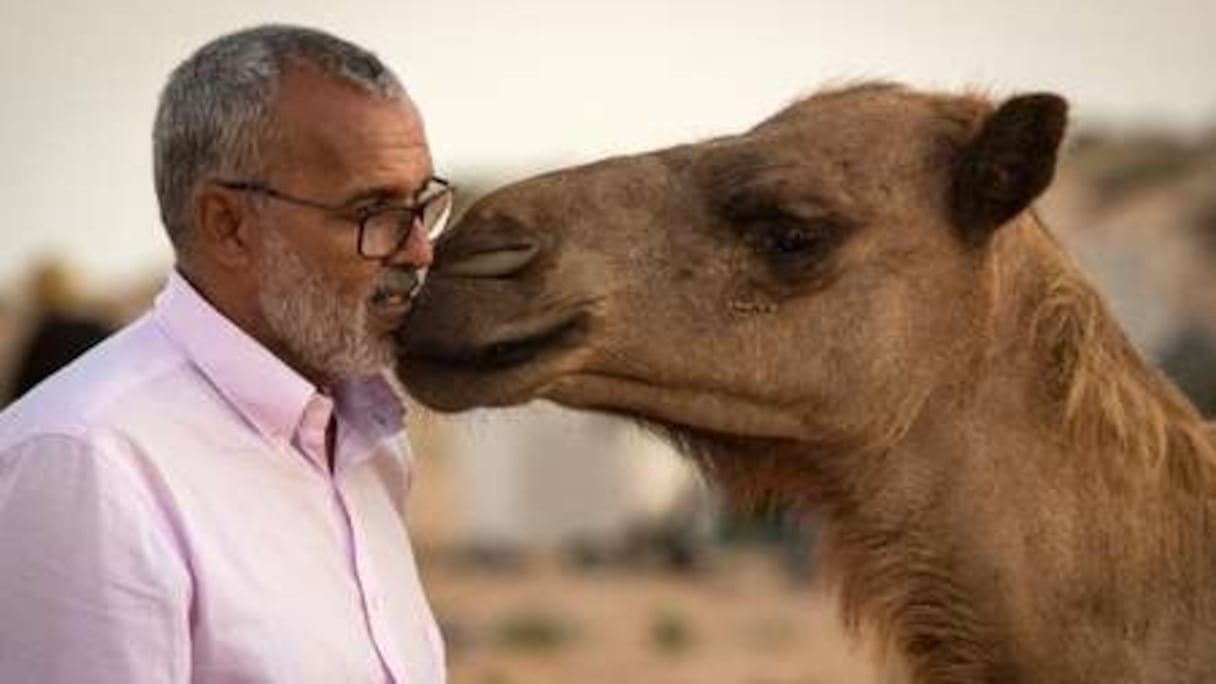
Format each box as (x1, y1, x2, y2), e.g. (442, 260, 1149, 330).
(0, 25, 451, 683)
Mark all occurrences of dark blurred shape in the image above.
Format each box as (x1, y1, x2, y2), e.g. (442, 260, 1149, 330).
(457, 542, 528, 573)
(1159, 322, 1216, 418)
(1194, 198, 1216, 258)
(650, 607, 696, 655)
(493, 607, 578, 652)
(7, 260, 115, 403)
(717, 503, 820, 585)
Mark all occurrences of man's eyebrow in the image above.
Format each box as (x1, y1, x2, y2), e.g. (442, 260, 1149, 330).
(336, 187, 405, 208)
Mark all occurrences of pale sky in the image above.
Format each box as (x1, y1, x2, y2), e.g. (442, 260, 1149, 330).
(1, 0, 1213, 290)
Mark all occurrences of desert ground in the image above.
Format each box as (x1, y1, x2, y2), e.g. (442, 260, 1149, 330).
(406, 415, 882, 684)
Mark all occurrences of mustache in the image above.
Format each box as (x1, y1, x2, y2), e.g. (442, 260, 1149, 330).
(371, 268, 422, 303)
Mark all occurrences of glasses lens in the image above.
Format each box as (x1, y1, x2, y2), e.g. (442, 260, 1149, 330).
(359, 210, 414, 258)
(421, 185, 454, 240)
(357, 179, 454, 258)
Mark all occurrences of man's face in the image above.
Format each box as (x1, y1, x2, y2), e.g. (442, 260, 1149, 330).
(248, 65, 435, 383)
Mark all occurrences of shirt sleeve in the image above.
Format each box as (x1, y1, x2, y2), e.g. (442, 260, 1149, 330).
(0, 433, 192, 682)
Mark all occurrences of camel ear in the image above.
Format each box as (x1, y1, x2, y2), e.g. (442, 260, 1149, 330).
(951, 93, 1068, 244)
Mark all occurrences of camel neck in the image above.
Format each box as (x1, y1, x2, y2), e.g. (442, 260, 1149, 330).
(826, 216, 1216, 682)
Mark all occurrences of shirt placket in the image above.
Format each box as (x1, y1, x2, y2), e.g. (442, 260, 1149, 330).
(333, 476, 406, 683)
(296, 396, 402, 682)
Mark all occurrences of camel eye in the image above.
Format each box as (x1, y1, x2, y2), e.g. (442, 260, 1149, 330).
(755, 216, 843, 269)
(766, 223, 827, 256)
(718, 191, 848, 273)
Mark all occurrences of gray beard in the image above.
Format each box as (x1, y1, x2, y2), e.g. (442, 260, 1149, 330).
(258, 229, 394, 382)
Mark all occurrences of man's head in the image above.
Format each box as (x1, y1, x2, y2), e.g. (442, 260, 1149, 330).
(153, 25, 449, 387)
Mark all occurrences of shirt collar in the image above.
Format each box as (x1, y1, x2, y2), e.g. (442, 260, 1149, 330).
(337, 374, 407, 443)
(151, 270, 404, 452)
(152, 271, 315, 444)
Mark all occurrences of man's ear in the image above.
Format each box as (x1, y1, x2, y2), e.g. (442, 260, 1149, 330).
(193, 185, 257, 268)
(951, 93, 1068, 245)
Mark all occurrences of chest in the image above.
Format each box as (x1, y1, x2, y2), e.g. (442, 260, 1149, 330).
(139, 431, 442, 683)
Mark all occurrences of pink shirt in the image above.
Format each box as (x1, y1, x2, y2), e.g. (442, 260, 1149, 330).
(0, 272, 445, 683)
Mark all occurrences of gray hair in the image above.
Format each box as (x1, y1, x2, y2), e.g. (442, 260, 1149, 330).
(153, 24, 406, 254)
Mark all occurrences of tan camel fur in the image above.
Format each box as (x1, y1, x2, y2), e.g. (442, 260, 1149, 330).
(397, 83, 1216, 683)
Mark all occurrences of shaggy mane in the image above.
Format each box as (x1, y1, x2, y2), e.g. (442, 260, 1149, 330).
(1027, 229, 1216, 491)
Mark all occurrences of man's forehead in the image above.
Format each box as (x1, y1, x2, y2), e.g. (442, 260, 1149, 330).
(268, 64, 430, 195)
(273, 63, 421, 134)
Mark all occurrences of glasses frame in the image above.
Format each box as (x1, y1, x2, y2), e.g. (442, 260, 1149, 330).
(213, 176, 454, 259)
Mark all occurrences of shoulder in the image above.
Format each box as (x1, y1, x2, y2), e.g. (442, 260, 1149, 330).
(0, 313, 199, 449)
(0, 428, 182, 571)
(0, 409, 188, 577)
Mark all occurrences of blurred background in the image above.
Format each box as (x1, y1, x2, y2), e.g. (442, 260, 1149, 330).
(2, 1, 1214, 682)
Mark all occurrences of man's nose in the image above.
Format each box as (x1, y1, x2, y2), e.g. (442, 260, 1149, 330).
(386, 220, 434, 269)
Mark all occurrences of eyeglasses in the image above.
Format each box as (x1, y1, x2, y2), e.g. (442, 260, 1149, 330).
(214, 176, 454, 259)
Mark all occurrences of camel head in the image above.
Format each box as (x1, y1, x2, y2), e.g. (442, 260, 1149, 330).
(398, 84, 1067, 453)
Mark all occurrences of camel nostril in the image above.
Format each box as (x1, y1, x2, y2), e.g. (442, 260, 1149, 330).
(436, 242, 540, 279)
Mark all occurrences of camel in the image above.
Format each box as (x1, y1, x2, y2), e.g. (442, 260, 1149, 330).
(396, 83, 1216, 683)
